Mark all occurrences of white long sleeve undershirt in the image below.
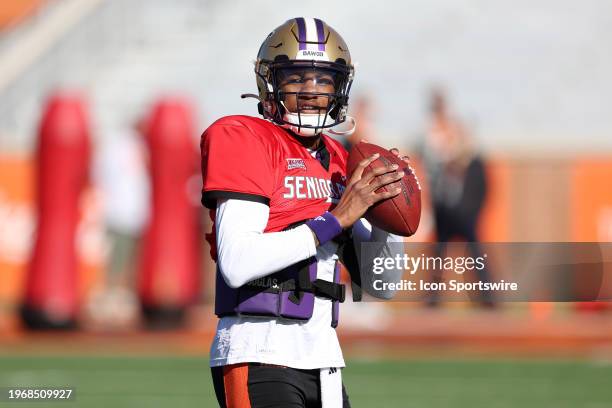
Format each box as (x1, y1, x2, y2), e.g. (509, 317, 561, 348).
(215, 198, 317, 288)
(215, 198, 404, 296)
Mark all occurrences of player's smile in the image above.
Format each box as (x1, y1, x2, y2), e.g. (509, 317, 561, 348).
(297, 100, 326, 113)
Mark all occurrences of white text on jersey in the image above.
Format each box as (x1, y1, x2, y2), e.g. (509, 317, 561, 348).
(283, 176, 345, 203)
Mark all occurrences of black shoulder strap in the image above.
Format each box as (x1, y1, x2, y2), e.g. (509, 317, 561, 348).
(284, 218, 361, 301)
(336, 231, 362, 302)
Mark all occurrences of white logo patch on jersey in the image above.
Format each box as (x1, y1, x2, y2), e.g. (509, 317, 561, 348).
(286, 158, 307, 170)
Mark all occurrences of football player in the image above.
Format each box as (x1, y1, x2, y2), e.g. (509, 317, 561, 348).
(201, 18, 411, 408)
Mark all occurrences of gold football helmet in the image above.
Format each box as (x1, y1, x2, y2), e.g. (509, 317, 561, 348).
(246, 18, 355, 136)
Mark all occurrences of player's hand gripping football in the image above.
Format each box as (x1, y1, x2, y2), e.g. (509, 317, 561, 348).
(331, 149, 410, 229)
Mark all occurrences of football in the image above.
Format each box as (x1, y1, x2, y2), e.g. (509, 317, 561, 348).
(346, 141, 421, 236)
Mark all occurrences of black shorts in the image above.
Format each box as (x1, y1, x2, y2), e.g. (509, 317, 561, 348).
(211, 363, 351, 408)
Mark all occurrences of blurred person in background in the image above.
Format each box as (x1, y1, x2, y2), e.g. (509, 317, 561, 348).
(422, 87, 494, 308)
(89, 118, 149, 328)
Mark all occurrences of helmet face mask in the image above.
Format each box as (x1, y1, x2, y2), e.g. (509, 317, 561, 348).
(254, 18, 354, 136)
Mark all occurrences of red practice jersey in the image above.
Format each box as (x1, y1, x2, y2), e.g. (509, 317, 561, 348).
(201, 115, 348, 260)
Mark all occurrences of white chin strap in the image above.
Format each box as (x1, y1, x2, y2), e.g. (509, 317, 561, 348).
(281, 112, 357, 137)
(281, 111, 330, 136)
(328, 115, 356, 137)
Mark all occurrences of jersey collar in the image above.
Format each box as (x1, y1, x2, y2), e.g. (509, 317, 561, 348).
(283, 128, 331, 171)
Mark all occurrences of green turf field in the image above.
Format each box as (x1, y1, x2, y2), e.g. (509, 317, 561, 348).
(0, 356, 611, 407)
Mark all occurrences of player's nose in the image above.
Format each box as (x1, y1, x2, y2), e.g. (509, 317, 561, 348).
(300, 76, 319, 92)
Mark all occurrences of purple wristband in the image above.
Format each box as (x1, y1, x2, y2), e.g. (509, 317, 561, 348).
(306, 212, 343, 245)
